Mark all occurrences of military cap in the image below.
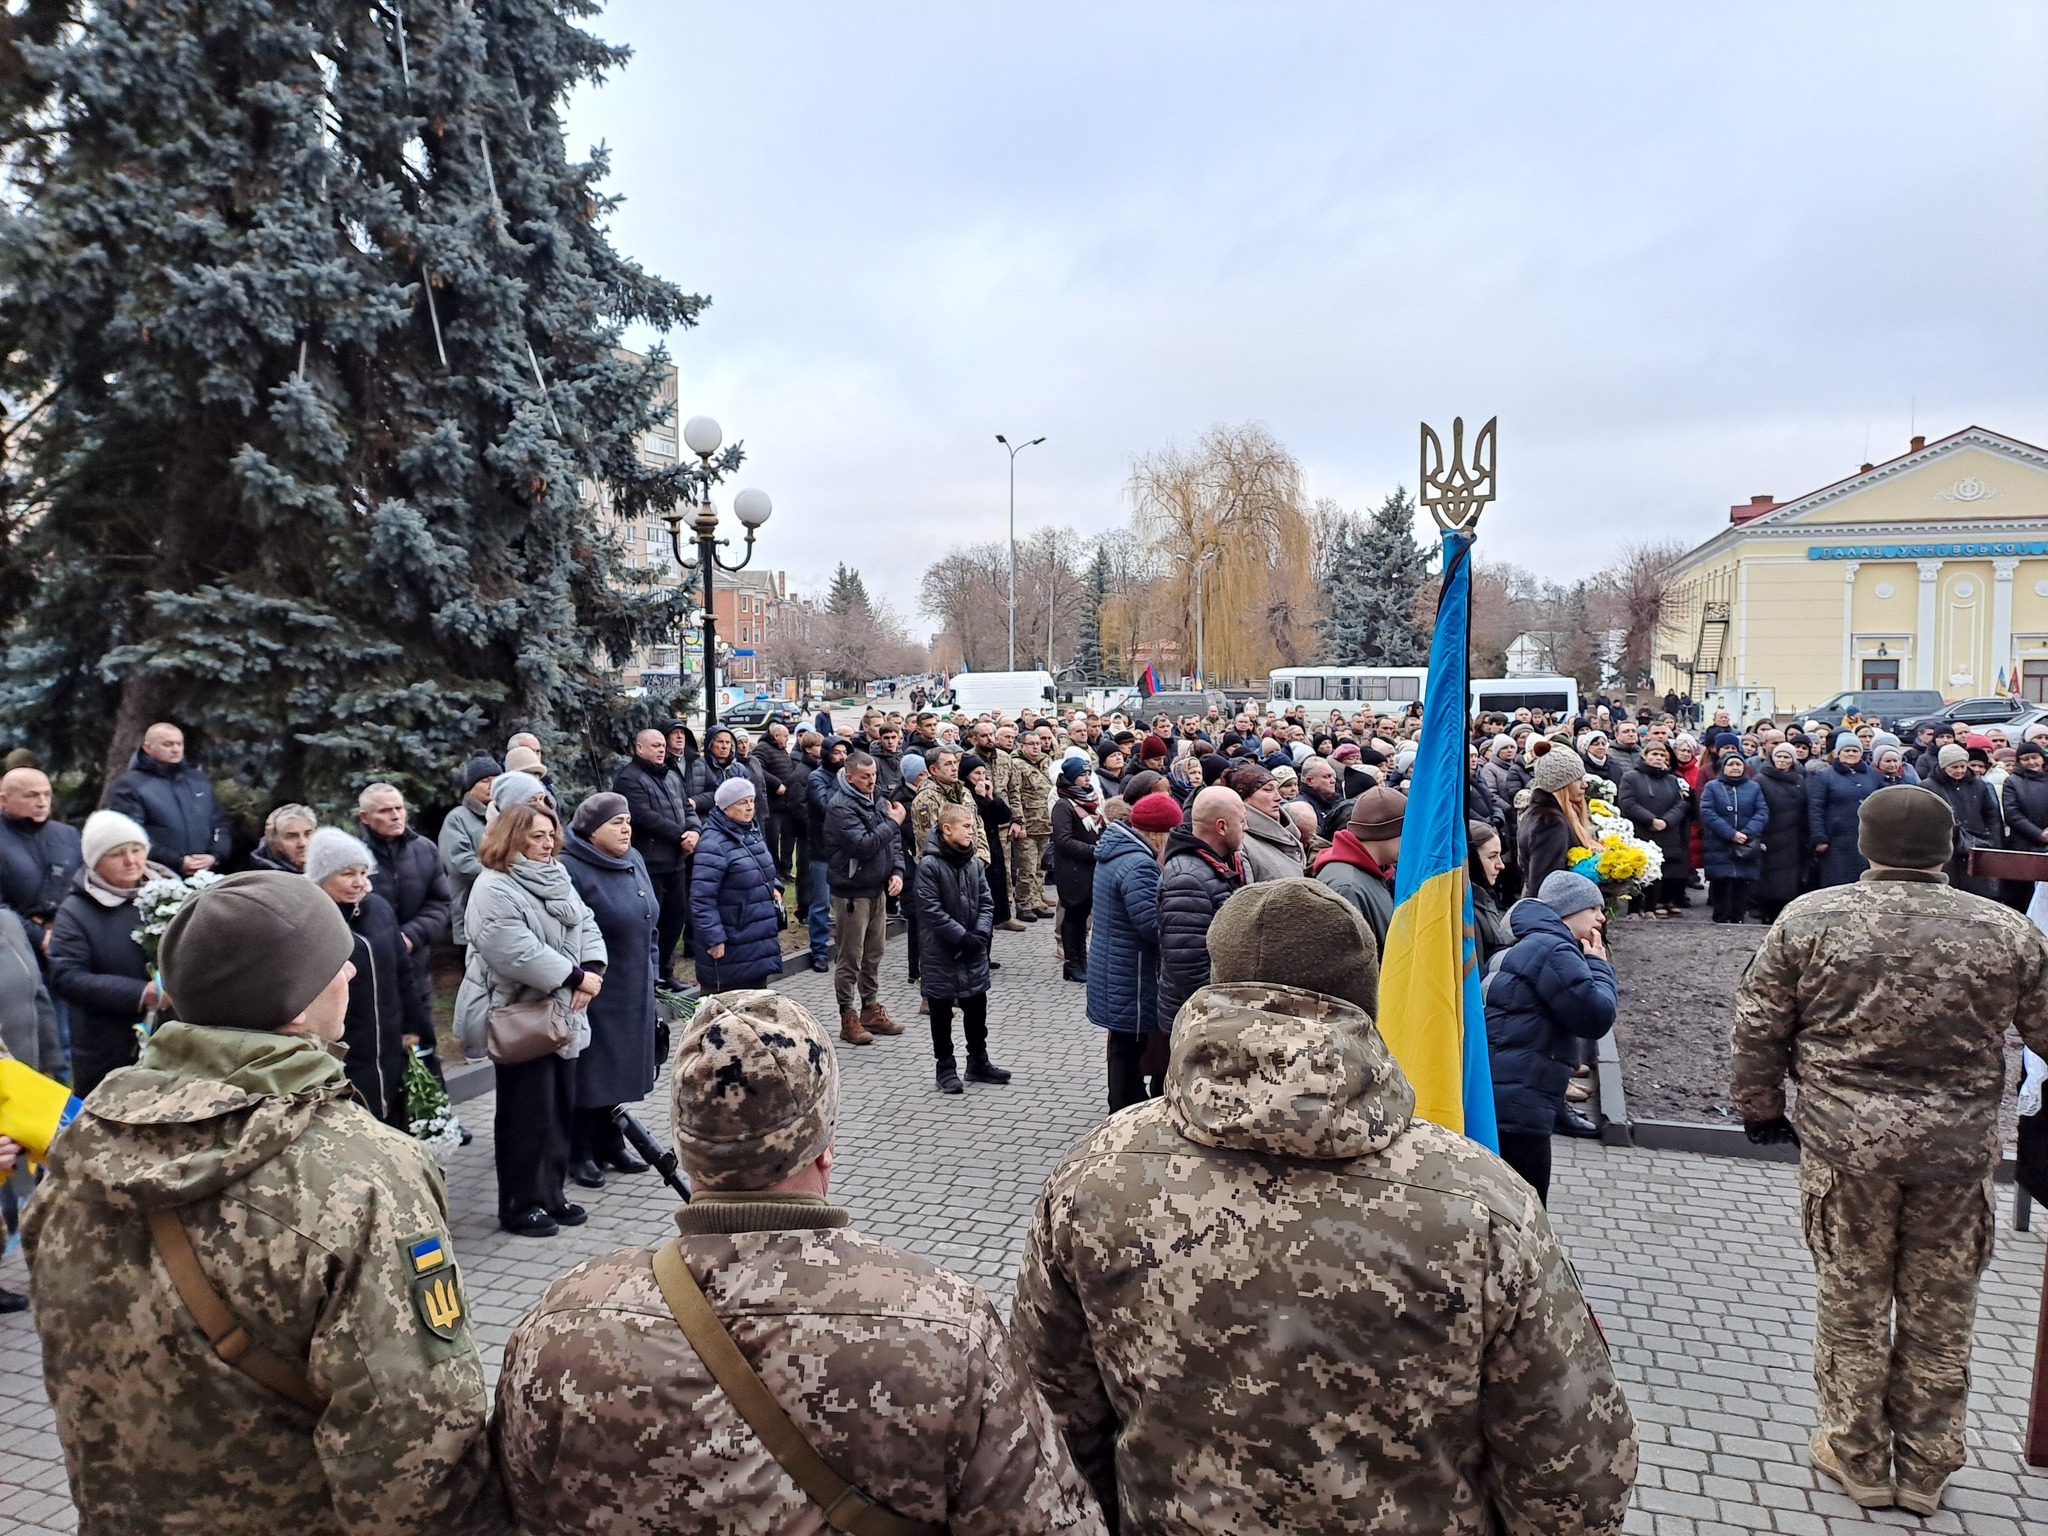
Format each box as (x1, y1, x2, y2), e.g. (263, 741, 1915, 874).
(160, 871, 354, 1031)
(1206, 877, 1379, 1015)
(1858, 784, 1954, 871)
(671, 990, 838, 1190)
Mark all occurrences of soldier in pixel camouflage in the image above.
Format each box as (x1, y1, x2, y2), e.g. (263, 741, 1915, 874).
(1013, 878, 1637, 1535)
(1733, 784, 2048, 1516)
(493, 988, 1105, 1535)
(26, 871, 511, 1536)
(1005, 724, 1056, 919)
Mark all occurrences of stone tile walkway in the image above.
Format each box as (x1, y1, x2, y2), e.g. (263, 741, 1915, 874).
(2, 912, 2044, 1534)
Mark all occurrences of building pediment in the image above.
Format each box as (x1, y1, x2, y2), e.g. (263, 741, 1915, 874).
(1741, 430, 2048, 533)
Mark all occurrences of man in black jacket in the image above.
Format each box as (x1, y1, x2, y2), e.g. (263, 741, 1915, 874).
(824, 751, 905, 1046)
(357, 783, 453, 1070)
(1156, 787, 1247, 1032)
(103, 722, 230, 875)
(614, 727, 702, 984)
(0, 767, 83, 958)
(753, 721, 809, 883)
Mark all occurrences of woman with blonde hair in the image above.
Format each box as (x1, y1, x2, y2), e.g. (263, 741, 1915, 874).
(456, 800, 606, 1238)
(250, 803, 318, 873)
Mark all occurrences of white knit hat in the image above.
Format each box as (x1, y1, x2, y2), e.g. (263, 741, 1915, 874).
(714, 776, 756, 811)
(303, 827, 373, 887)
(80, 810, 150, 872)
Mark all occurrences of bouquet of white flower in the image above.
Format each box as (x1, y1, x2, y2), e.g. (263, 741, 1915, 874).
(405, 1047, 465, 1164)
(129, 870, 223, 1035)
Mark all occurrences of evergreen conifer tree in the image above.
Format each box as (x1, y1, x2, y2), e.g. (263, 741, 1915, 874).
(0, 0, 706, 811)
(1072, 544, 1108, 686)
(1317, 488, 1429, 665)
(826, 563, 871, 617)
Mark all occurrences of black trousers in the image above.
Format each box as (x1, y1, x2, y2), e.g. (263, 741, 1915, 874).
(1497, 1131, 1552, 1205)
(1708, 878, 1750, 923)
(1060, 900, 1092, 974)
(495, 1053, 574, 1224)
(771, 812, 801, 881)
(929, 993, 988, 1062)
(985, 837, 1013, 923)
(1106, 1031, 1161, 1113)
(570, 1104, 626, 1165)
(650, 866, 690, 982)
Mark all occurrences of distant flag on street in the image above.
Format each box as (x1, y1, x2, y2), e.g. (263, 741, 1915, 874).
(1138, 664, 1161, 696)
(1376, 529, 1498, 1150)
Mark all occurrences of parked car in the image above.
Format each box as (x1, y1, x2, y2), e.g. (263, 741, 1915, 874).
(1890, 695, 2036, 735)
(1126, 690, 1231, 722)
(719, 699, 801, 730)
(1799, 688, 1944, 729)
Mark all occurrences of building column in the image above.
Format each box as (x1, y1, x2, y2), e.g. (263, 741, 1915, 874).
(1841, 561, 1860, 690)
(1915, 559, 1943, 690)
(1993, 558, 2019, 692)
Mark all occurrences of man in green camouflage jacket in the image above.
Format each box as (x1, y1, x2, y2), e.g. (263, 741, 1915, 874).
(1006, 725, 1055, 918)
(1014, 879, 1636, 1535)
(493, 989, 1104, 1535)
(26, 872, 510, 1536)
(1733, 784, 2048, 1516)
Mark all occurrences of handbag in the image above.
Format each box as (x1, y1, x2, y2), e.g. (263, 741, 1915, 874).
(487, 989, 577, 1065)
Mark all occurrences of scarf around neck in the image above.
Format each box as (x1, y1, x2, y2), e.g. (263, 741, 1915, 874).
(507, 854, 592, 930)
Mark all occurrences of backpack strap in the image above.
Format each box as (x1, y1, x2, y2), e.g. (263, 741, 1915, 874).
(146, 1207, 328, 1415)
(650, 1242, 944, 1536)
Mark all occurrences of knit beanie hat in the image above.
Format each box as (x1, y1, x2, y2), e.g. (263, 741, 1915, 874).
(1129, 792, 1184, 832)
(1141, 734, 1170, 761)
(901, 753, 926, 782)
(1937, 744, 1969, 770)
(1530, 743, 1586, 794)
(1858, 784, 1954, 870)
(1205, 878, 1379, 1015)
(1536, 870, 1604, 920)
(80, 810, 150, 872)
(1348, 785, 1407, 840)
(461, 753, 503, 794)
(303, 827, 373, 887)
(572, 791, 628, 836)
(1058, 758, 1091, 788)
(504, 744, 545, 776)
(492, 771, 550, 814)
(160, 871, 355, 1032)
(714, 776, 756, 811)
(670, 990, 838, 1189)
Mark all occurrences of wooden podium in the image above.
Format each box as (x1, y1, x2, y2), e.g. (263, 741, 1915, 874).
(1967, 846, 2048, 1465)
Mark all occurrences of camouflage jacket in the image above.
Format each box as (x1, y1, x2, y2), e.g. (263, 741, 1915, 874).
(1013, 982, 1636, 1536)
(1008, 752, 1055, 837)
(912, 776, 990, 864)
(23, 1021, 509, 1536)
(1731, 870, 2048, 1179)
(494, 1193, 1105, 1535)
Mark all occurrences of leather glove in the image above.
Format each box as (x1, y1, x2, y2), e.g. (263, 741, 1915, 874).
(1743, 1115, 1799, 1146)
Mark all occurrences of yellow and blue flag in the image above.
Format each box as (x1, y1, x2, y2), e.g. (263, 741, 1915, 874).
(1377, 530, 1498, 1150)
(0, 1057, 83, 1161)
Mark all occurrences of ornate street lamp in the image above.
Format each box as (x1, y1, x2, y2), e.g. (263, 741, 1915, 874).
(664, 415, 772, 734)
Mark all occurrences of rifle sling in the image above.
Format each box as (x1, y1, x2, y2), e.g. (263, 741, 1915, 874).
(146, 1207, 329, 1416)
(650, 1241, 944, 1536)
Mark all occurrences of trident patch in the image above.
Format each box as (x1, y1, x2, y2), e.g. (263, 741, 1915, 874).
(402, 1232, 466, 1341)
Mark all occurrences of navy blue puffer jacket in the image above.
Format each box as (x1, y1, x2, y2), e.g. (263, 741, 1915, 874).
(1483, 899, 1617, 1139)
(1086, 822, 1164, 1035)
(1697, 774, 1769, 882)
(688, 810, 784, 992)
(104, 750, 231, 870)
(1807, 758, 1881, 887)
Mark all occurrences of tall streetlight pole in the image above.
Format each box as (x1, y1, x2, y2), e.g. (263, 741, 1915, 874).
(665, 415, 773, 735)
(995, 433, 1045, 670)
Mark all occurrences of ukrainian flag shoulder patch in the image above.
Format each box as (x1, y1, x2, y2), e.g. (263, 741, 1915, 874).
(400, 1232, 464, 1341)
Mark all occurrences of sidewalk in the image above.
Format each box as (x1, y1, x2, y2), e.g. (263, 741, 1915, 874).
(2, 913, 2044, 1534)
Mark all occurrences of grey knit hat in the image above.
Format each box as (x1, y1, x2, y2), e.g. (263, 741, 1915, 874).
(303, 827, 374, 887)
(1937, 743, 1970, 770)
(1530, 744, 1586, 794)
(714, 776, 756, 811)
(1536, 870, 1604, 920)
(671, 990, 838, 1189)
(160, 871, 355, 1031)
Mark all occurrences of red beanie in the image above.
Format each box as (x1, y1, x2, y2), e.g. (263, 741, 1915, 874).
(1129, 793, 1185, 832)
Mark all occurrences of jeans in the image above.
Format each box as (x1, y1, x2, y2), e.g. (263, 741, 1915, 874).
(805, 860, 832, 962)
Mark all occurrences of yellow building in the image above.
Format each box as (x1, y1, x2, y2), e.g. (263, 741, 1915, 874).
(1655, 427, 2048, 714)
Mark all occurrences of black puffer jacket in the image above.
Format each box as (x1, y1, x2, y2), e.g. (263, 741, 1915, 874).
(2003, 765, 2048, 848)
(753, 737, 808, 820)
(48, 872, 170, 1098)
(613, 754, 699, 878)
(825, 782, 903, 897)
(914, 830, 993, 1001)
(332, 889, 421, 1131)
(685, 733, 751, 815)
(1155, 827, 1245, 1032)
(1928, 769, 2003, 897)
(362, 825, 449, 1021)
(1618, 764, 1690, 871)
(1752, 765, 1810, 906)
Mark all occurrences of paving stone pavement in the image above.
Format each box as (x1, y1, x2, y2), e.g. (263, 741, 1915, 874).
(1, 910, 2045, 1534)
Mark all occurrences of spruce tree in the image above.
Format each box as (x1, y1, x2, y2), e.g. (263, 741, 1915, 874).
(826, 563, 871, 617)
(1316, 488, 1428, 666)
(1072, 544, 1107, 686)
(0, 0, 707, 813)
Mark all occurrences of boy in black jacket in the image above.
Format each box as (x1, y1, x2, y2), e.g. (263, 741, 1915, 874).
(914, 803, 1009, 1094)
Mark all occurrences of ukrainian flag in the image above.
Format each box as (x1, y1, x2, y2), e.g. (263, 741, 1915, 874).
(0, 1057, 83, 1161)
(1377, 530, 1498, 1150)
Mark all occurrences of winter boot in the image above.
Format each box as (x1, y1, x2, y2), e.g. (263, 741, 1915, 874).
(840, 1008, 873, 1046)
(935, 1058, 964, 1094)
(860, 1002, 903, 1036)
(965, 1053, 1012, 1085)
(998, 917, 1028, 932)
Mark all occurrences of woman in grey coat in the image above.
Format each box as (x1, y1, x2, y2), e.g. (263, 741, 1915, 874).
(1229, 763, 1307, 884)
(455, 800, 606, 1238)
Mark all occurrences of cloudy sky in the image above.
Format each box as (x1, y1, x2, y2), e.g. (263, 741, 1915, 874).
(564, 1, 2048, 624)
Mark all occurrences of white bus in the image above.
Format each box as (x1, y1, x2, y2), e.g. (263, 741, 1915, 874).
(1269, 666, 1430, 714)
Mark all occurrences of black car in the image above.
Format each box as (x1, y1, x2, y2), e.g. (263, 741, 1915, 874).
(719, 699, 801, 730)
(1892, 695, 2033, 735)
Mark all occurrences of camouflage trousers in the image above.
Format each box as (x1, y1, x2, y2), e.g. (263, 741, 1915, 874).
(1010, 835, 1050, 912)
(1798, 1155, 1994, 1490)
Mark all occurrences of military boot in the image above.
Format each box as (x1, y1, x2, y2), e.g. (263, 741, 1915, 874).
(860, 1002, 903, 1036)
(966, 1053, 1012, 1085)
(1808, 1431, 1893, 1510)
(840, 1007, 873, 1046)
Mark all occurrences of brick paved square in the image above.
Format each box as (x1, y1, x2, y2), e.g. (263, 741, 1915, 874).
(2, 915, 2045, 1534)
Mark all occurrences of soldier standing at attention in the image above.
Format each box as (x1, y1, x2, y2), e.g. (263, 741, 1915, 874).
(493, 988, 1104, 1536)
(26, 871, 510, 1536)
(1014, 879, 1636, 1535)
(1733, 784, 2048, 1516)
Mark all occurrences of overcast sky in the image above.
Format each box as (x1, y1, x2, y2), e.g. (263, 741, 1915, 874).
(564, 1, 2048, 625)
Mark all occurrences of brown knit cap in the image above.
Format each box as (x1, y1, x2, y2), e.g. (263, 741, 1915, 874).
(670, 990, 838, 1189)
(159, 872, 355, 1031)
(1347, 785, 1408, 840)
(1205, 878, 1379, 1016)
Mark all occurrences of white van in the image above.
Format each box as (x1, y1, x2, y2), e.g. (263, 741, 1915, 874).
(1470, 676, 1579, 719)
(941, 669, 1058, 717)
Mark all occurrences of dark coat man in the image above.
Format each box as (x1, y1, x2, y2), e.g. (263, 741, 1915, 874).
(358, 786, 452, 1032)
(613, 730, 702, 983)
(104, 723, 230, 873)
(1155, 788, 1247, 1032)
(826, 771, 905, 897)
(0, 766, 82, 953)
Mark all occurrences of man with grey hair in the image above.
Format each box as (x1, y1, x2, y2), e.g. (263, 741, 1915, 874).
(494, 990, 1104, 1534)
(357, 781, 451, 1065)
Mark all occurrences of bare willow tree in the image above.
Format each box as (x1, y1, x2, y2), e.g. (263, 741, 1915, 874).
(1129, 423, 1316, 686)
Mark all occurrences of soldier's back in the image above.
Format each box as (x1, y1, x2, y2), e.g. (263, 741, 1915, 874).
(495, 1225, 1102, 1535)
